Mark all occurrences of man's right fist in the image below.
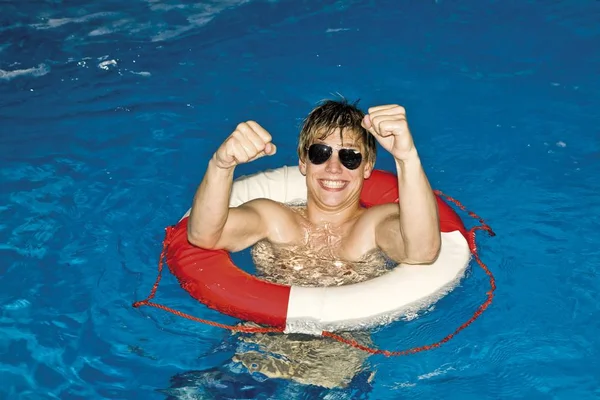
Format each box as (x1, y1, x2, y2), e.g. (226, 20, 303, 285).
(213, 121, 277, 169)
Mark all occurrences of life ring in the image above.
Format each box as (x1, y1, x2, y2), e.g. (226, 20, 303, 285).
(166, 166, 472, 335)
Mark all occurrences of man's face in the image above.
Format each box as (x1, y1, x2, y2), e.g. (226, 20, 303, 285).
(300, 128, 373, 211)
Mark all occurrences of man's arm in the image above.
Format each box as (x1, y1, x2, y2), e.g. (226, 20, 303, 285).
(363, 105, 441, 264)
(187, 121, 277, 252)
(373, 154, 440, 264)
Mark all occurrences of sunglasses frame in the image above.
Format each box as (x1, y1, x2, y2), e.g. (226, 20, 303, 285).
(306, 143, 363, 170)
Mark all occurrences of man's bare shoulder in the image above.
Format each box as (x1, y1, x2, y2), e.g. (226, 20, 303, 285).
(238, 198, 304, 244)
(238, 198, 298, 214)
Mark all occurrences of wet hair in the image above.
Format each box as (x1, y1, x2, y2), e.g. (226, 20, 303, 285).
(297, 97, 377, 166)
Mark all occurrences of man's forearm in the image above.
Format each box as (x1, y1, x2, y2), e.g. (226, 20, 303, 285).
(396, 150, 441, 262)
(187, 156, 235, 247)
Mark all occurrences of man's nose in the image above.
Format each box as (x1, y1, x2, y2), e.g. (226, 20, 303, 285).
(325, 152, 343, 173)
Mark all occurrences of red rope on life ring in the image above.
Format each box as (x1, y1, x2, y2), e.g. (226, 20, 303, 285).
(133, 170, 495, 354)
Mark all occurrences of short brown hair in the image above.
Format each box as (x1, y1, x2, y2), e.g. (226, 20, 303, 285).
(297, 98, 377, 166)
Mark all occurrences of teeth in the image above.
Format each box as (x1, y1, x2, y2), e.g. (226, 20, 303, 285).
(322, 180, 345, 188)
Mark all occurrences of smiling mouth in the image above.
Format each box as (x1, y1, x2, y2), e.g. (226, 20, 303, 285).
(319, 179, 348, 191)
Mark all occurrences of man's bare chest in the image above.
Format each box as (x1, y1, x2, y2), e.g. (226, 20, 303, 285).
(284, 206, 371, 262)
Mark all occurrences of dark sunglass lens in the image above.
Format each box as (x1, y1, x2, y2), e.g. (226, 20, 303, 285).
(339, 149, 362, 170)
(308, 144, 332, 165)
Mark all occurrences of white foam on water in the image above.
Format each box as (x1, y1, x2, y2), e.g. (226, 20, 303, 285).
(130, 71, 151, 77)
(325, 28, 351, 33)
(20, 0, 260, 48)
(0, 64, 50, 81)
(2, 299, 31, 311)
(98, 59, 117, 70)
(143, 0, 253, 41)
(387, 365, 456, 390)
(151, 23, 200, 42)
(418, 365, 456, 380)
(145, 2, 189, 12)
(88, 19, 133, 37)
(32, 12, 119, 30)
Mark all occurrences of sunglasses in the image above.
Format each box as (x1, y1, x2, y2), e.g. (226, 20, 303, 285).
(307, 143, 363, 170)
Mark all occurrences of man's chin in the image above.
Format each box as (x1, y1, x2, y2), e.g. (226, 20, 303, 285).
(309, 185, 356, 209)
(317, 194, 347, 209)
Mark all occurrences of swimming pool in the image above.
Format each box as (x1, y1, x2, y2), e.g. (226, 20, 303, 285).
(1, 0, 599, 398)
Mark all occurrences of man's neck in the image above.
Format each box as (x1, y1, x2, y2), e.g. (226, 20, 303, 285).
(305, 197, 363, 227)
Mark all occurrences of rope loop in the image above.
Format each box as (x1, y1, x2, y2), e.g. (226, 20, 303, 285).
(133, 191, 495, 356)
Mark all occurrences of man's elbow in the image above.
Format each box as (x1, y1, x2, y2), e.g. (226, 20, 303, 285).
(406, 238, 441, 264)
(187, 229, 219, 250)
(419, 245, 441, 264)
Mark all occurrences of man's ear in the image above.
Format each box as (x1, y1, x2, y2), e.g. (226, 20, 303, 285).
(363, 161, 373, 179)
(299, 158, 307, 176)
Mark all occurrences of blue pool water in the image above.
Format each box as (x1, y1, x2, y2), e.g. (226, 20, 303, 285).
(1, 0, 599, 398)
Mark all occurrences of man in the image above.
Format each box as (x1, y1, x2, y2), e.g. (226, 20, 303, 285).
(187, 100, 440, 266)
(186, 99, 441, 389)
